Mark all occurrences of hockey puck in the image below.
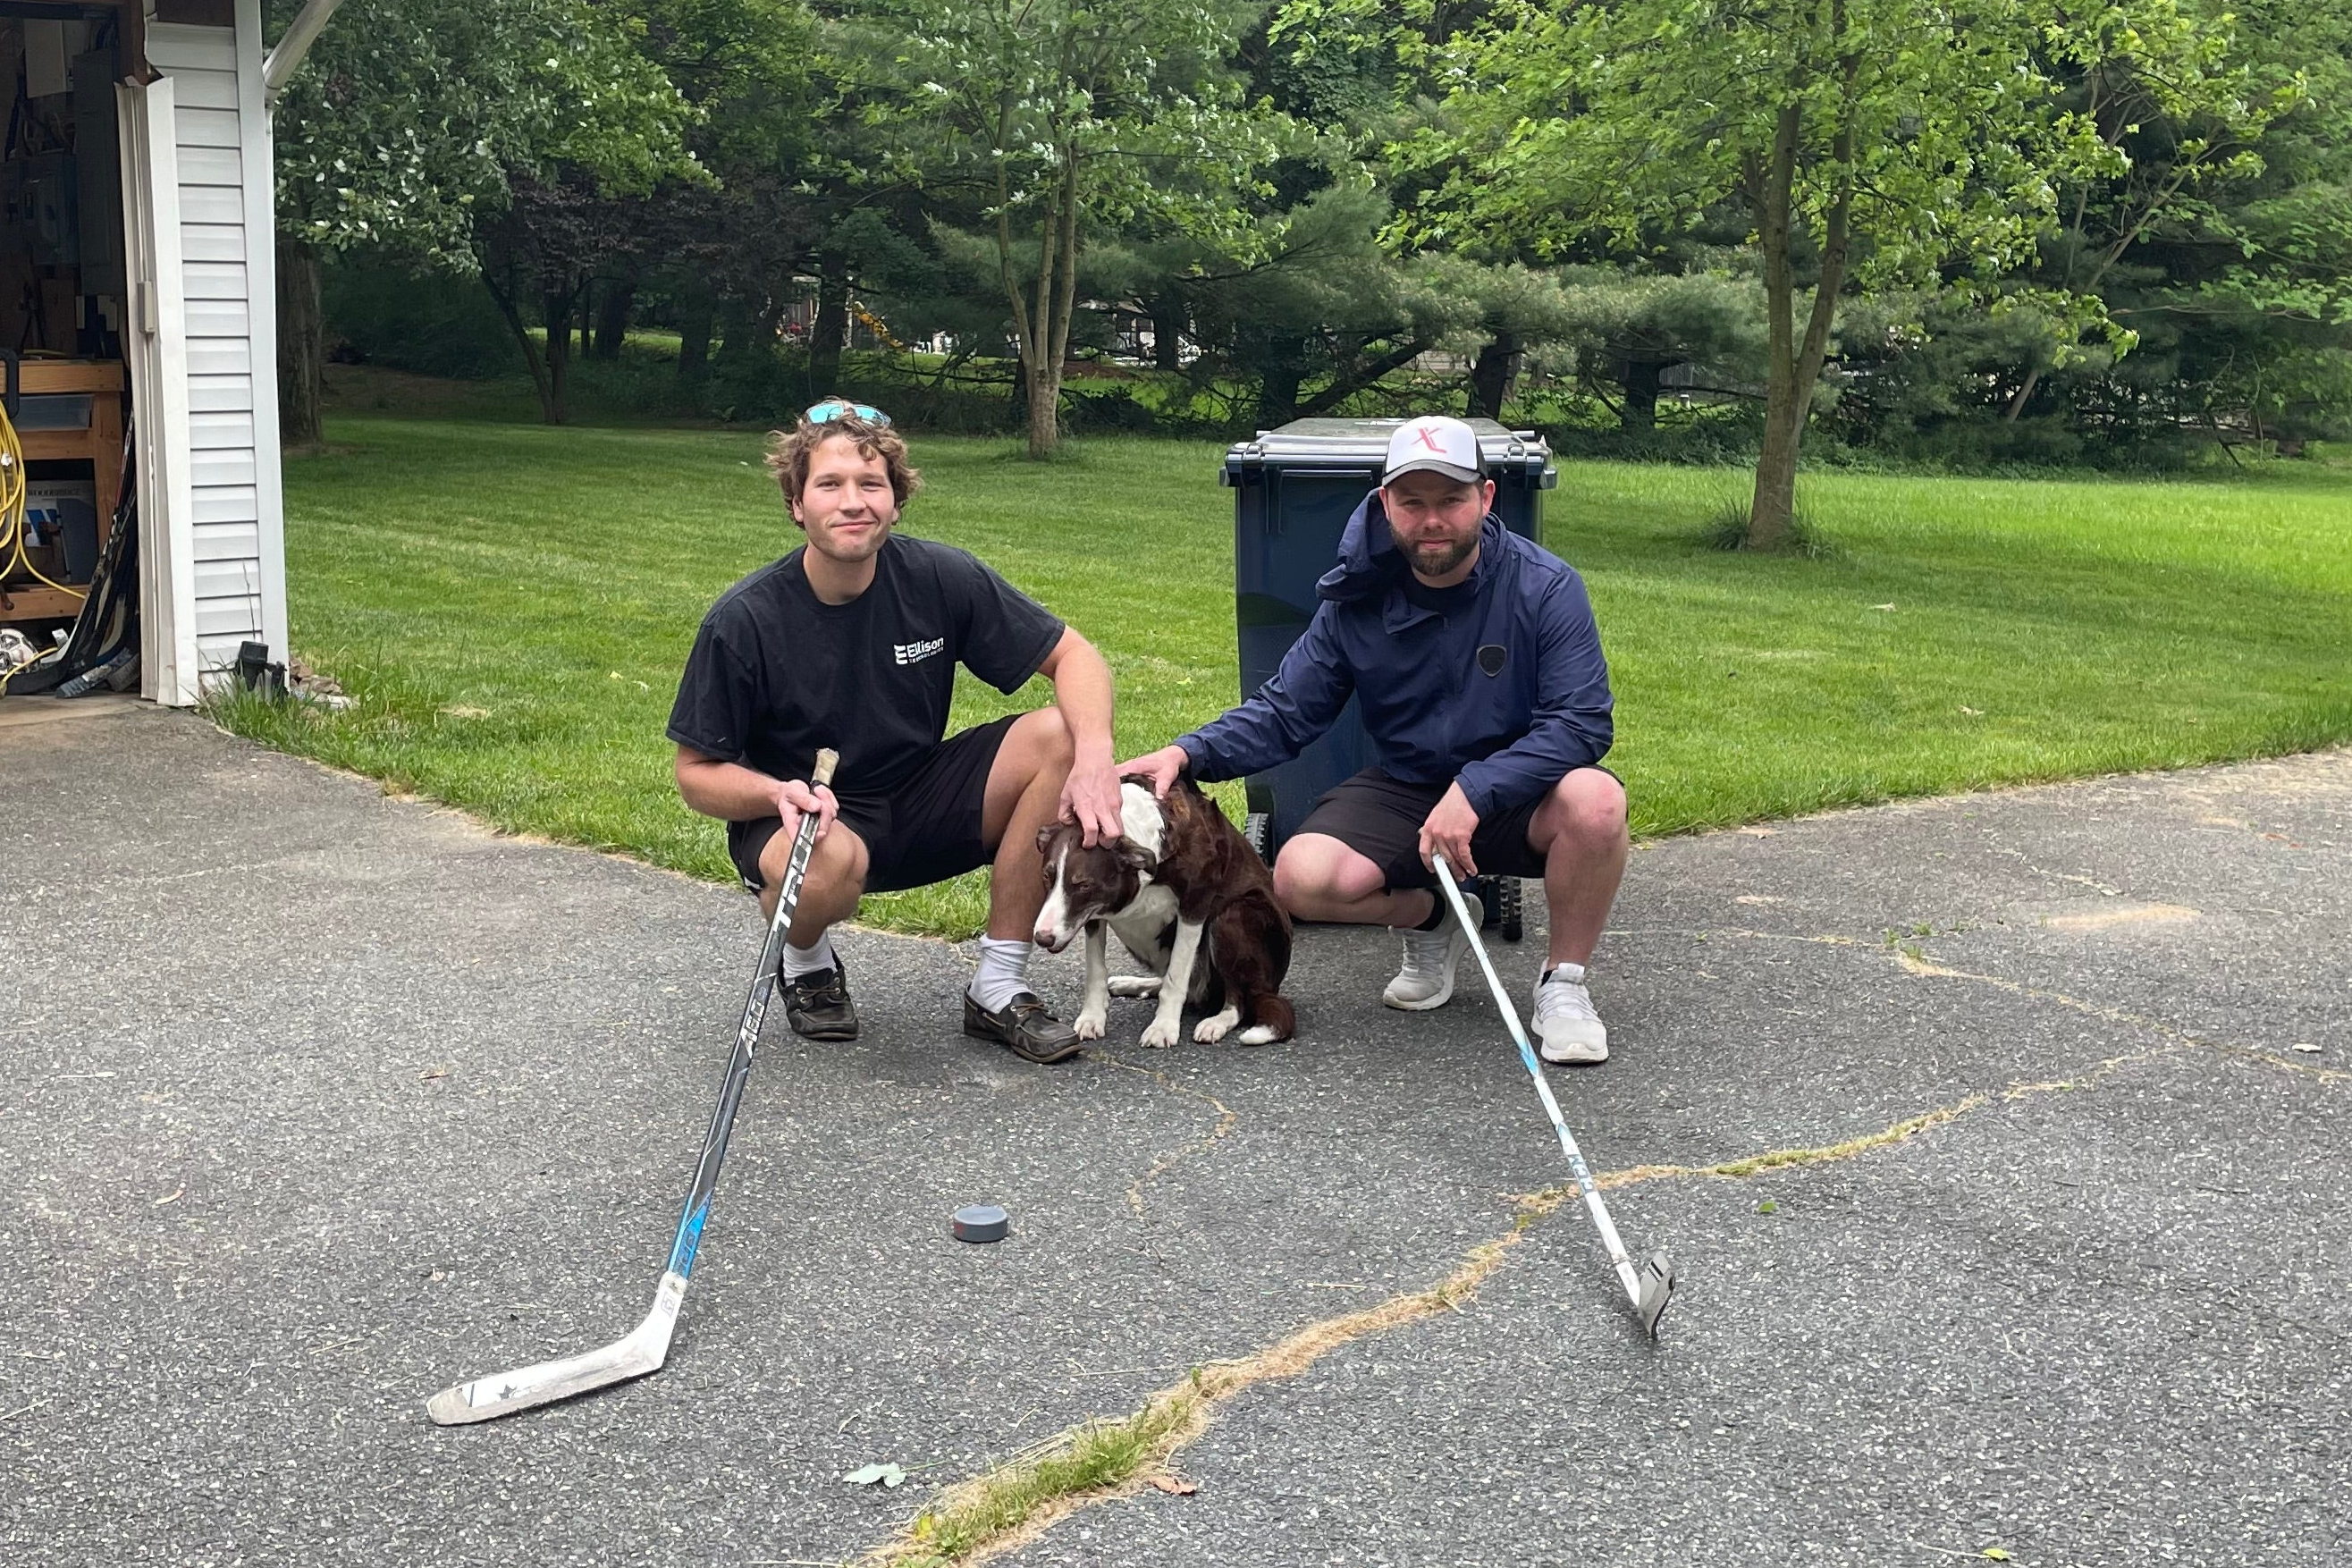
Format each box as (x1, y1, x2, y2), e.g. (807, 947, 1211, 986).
(952, 1204, 1010, 1243)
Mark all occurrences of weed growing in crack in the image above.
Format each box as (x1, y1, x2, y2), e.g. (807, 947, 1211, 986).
(875, 1391, 1205, 1566)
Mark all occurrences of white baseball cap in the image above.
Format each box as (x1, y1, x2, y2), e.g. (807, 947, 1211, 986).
(1383, 416, 1486, 485)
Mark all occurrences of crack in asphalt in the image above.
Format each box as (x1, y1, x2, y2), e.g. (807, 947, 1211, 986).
(1085, 1052, 1240, 1227)
(847, 927, 2344, 1566)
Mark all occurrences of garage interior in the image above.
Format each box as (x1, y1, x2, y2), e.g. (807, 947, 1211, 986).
(0, 2, 139, 698)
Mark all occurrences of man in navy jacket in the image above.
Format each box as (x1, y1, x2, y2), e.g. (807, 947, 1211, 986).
(1123, 416, 1628, 1063)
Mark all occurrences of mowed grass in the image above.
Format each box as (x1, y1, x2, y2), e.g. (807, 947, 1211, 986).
(231, 413, 2352, 937)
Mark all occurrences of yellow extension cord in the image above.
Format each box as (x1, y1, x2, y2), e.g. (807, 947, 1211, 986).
(0, 393, 89, 603)
(0, 393, 89, 695)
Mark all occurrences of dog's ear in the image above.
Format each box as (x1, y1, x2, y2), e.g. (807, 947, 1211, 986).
(1115, 837, 1158, 872)
(1035, 823, 1061, 856)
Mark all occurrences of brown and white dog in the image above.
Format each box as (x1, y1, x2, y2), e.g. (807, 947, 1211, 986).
(1033, 776, 1296, 1048)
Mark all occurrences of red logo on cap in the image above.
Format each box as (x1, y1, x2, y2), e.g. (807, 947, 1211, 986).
(1411, 425, 1446, 452)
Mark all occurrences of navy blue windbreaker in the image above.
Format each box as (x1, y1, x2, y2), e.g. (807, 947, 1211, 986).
(1176, 491, 1614, 817)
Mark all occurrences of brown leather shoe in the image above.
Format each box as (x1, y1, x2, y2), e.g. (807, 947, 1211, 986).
(781, 963, 858, 1041)
(962, 990, 1083, 1064)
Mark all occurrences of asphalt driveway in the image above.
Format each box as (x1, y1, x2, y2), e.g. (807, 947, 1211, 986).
(3, 704, 2344, 1567)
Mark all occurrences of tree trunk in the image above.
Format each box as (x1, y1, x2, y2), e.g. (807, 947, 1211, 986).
(539, 289, 574, 425)
(1258, 333, 1308, 427)
(1744, 33, 1855, 552)
(1296, 336, 1432, 421)
(1753, 382, 1802, 545)
(677, 290, 712, 384)
(714, 294, 757, 368)
(1024, 364, 1063, 458)
(808, 253, 848, 396)
(1026, 150, 1083, 459)
(592, 281, 632, 361)
(275, 232, 325, 450)
(1620, 358, 1665, 433)
(1747, 108, 1802, 552)
(993, 134, 1082, 459)
(2003, 367, 2042, 422)
(1149, 292, 1184, 371)
(483, 273, 559, 426)
(1468, 330, 1518, 421)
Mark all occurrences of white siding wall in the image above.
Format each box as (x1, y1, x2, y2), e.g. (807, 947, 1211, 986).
(145, 8, 285, 683)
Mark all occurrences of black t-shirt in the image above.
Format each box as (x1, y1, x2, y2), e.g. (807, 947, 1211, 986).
(1398, 570, 1477, 617)
(666, 534, 1066, 797)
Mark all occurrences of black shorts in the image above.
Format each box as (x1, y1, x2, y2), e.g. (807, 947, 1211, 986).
(728, 713, 1020, 896)
(1293, 765, 1622, 890)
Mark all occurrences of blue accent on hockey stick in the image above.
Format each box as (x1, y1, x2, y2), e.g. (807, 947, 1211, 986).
(667, 1197, 711, 1279)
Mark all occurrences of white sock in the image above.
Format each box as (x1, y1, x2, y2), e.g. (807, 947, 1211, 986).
(778, 932, 837, 980)
(967, 937, 1034, 1013)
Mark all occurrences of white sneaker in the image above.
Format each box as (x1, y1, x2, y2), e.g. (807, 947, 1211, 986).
(1383, 889, 1483, 1010)
(1533, 963, 1608, 1064)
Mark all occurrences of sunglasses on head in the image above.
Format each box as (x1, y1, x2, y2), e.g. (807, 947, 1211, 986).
(804, 400, 889, 426)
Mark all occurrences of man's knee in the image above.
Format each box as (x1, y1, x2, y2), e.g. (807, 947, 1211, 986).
(1272, 834, 1382, 911)
(1269, 845, 1318, 911)
(1539, 770, 1628, 850)
(1010, 705, 1075, 771)
(763, 820, 865, 893)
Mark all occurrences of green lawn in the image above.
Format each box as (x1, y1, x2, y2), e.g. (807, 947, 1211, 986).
(226, 413, 2352, 937)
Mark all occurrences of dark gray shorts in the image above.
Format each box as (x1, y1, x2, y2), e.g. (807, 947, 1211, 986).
(1293, 765, 1622, 889)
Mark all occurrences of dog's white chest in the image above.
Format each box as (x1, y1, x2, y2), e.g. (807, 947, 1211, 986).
(1105, 882, 1179, 963)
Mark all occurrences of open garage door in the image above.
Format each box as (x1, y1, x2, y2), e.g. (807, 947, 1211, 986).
(116, 72, 198, 707)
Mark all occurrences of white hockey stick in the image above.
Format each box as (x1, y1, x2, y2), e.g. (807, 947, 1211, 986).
(426, 749, 839, 1424)
(1433, 854, 1674, 1337)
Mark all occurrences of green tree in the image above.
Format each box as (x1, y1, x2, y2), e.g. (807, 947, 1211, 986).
(600, 0, 822, 380)
(1545, 267, 1770, 433)
(1997, 1, 2309, 421)
(1391, 0, 2288, 546)
(2152, 0, 2352, 446)
(850, 0, 1284, 455)
(270, 0, 697, 438)
(1182, 181, 1471, 426)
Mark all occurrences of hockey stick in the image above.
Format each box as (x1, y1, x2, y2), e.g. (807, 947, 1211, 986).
(1431, 853, 1674, 1338)
(426, 749, 840, 1424)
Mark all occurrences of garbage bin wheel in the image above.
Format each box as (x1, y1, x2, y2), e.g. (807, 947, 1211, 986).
(1498, 877, 1525, 942)
(1243, 812, 1271, 863)
(1468, 875, 1501, 931)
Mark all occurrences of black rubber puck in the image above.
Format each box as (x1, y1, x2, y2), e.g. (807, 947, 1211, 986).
(952, 1204, 1009, 1243)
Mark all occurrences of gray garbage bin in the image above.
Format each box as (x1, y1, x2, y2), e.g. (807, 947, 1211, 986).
(1220, 417, 1558, 938)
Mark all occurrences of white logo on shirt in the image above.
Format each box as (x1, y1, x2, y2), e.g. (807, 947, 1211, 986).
(894, 636, 946, 666)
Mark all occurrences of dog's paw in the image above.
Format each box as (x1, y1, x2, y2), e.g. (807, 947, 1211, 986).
(1107, 975, 1162, 999)
(1074, 1007, 1107, 1041)
(1138, 1016, 1182, 1050)
(1193, 1006, 1240, 1044)
(1235, 1024, 1283, 1047)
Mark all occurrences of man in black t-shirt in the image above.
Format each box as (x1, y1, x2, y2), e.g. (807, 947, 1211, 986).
(668, 400, 1124, 1063)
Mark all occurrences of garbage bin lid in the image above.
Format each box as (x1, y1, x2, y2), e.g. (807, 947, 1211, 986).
(1224, 417, 1554, 486)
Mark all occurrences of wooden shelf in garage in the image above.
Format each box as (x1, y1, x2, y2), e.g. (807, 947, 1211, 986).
(0, 585, 81, 619)
(0, 359, 127, 627)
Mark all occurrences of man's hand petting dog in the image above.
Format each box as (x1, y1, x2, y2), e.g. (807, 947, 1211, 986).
(1117, 745, 1191, 800)
(1058, 753, 1125, 847)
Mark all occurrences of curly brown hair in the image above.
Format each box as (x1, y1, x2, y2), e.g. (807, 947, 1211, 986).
(764, 402, 923, 520)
